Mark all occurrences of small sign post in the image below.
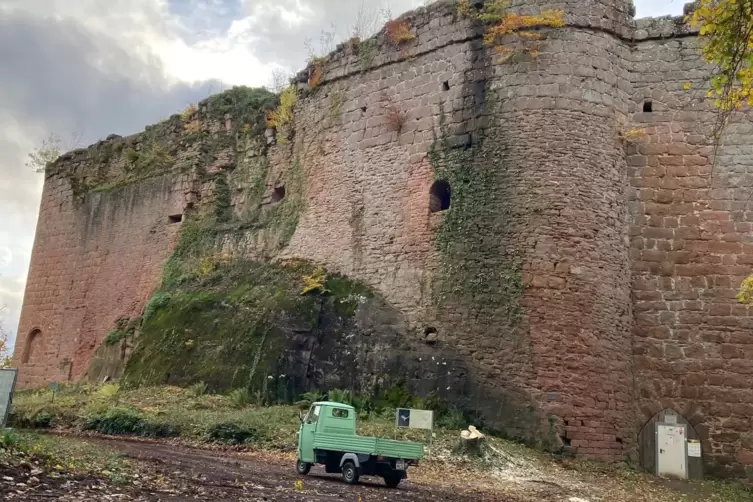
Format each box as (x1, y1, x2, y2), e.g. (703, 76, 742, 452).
(396, 408, 434, 457)
(49, 382, 60, 403)
(0, 369, 19, 429)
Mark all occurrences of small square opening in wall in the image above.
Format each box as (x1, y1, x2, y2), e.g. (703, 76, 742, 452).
(643, 100, 653, 113)
(442, 81, 450, 91)
(168, 214, 183, 224)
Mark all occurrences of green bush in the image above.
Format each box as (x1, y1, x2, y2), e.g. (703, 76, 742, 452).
(31, 410, 54, 428)
(140, 420, 181, 438)
(380, 385, 413, 409)
(104, 329, 130, 346)
(228, 388, 250, 409)
(204, 422, 258, 445)
(0, 429, 22, 449)
(327, 389, 353, 405)
(438, 407, 468, 430)
(84, 407, 143, 435)
(83, 407, 179, 438)
(186, 381, 208, 398)
(8, 406, 55, 429)
(143, 292, 172, 323)
(295, 391, 324, 409)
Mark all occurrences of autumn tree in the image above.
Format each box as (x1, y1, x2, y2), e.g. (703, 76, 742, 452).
(690, 0, 753, 137)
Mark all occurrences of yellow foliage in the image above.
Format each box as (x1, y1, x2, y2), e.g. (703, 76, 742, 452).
(385, 19, 416, 47)
(301, 265, 329, 296)
(181, 103, 197, 122)
(197, 254, 225, 277)
(689, 0, 753, 114)
(738, 273, 753, 304)
(184, 120, 201, 134)
(97, 383, 120, 399)
(458, 0, 564, 61)
(266, 86, 298, 133)
(294, 480, 304, 491)
(622, 128, 648, 143)
(309, 60, 325, 88)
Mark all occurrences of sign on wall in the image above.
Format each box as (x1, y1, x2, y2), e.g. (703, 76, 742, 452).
(0, 369, 19, 428)
(687, 440, 702, 458)
(396, 408, 434, 430)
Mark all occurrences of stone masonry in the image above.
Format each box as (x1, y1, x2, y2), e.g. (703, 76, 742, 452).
(13, 0, 753, 478)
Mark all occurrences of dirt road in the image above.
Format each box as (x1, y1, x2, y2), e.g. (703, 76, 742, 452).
(1, 437, 524, 501)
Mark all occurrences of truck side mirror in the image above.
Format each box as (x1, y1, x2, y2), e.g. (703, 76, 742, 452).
(299, 410, 305, 423)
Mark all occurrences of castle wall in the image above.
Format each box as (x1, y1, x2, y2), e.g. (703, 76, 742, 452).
(14, 173, 185, 388)
(630, 23, 753, 478)
(13, 0, 753, 477)
(487, 24, 634, 459)
(261, 0, 636, 457)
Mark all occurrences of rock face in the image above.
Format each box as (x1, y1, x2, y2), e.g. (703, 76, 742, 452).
(13, 0, 753, 479)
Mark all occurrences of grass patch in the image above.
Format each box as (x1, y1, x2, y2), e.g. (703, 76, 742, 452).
(0, 430, 134, 484)
(7, 385, 753, 502)
(9, 384, 466, 451)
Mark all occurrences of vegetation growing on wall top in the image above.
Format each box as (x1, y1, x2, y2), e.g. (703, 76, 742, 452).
(266, 87, 298, 141)
(458, 0, 564, 61)
(385, 19, 416, 47)
(203, 86, 278, 137)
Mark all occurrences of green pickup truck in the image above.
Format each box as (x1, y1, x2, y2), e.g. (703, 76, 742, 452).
(295, 401, 424, 488)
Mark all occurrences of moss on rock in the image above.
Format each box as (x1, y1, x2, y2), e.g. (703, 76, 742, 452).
(122, 259, 384, 397)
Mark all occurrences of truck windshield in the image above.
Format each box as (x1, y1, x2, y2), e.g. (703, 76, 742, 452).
(305, 405, 321, 424)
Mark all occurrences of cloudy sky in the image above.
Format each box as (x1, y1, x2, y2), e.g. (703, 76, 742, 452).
(0, 0, 683, 351)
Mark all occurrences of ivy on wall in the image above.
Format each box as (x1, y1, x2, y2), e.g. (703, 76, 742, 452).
(428, 104, 525, 329)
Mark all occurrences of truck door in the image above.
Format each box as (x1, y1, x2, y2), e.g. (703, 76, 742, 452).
(298, 404, 321, 463)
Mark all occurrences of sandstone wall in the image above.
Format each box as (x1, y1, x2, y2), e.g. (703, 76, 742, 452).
(630, 21, 753, 478)
(14, 172, 185, 387)
(488, 24, 634, 460)
(259, 0, 637, 455)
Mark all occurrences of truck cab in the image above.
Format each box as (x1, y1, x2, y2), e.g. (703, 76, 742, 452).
(296, 401, 423, 488)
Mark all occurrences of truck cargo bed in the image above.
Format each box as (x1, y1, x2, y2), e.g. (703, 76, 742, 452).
(312, 433, 423, 460)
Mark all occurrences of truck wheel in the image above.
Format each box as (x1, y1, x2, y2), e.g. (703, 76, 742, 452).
(341, 461, 359, 485)
(296, 459, 311, 475)
(384, 472, 402, 489)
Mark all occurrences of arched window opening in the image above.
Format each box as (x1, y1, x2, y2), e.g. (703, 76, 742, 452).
(429, 180, 451, 214)
(22, 328, 42, 364)
(271, 185, 286, 203)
